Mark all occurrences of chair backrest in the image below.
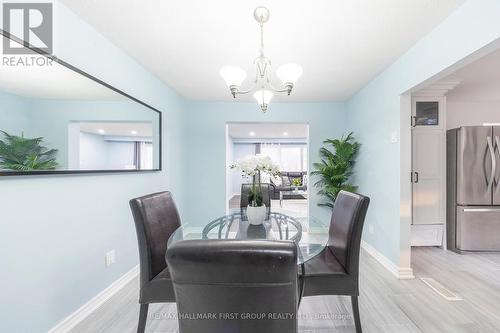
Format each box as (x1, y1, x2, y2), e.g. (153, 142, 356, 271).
(129, 191, 181, 287)
(240, 183, 272, 221)
(240, 183, 272, 208)
(327, 190, 370, 277)
(166, 240, 298, 333)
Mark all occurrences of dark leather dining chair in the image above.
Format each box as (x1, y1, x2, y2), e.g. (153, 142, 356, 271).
(240, 183, 272, 219)
(301, 190, 370, 333)
(129, 191, 181, 333)
(166, 239, 298, 333)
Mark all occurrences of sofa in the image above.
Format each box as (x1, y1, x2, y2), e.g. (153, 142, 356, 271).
(269, 171, 307, 200)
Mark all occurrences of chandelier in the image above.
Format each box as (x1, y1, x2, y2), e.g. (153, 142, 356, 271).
(219, 7, 303, 113)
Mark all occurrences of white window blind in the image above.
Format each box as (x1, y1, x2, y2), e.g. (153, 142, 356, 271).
(260, 143, 307, 171)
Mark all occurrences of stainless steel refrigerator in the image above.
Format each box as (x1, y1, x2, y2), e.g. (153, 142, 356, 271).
(447, 126, 500, 253)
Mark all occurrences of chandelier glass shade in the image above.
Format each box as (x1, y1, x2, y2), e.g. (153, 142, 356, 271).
(252, 89, 274, 113)
(219, 66, 247, 88)
(276, 63, 303, 85)
(219, 7, 303, 113)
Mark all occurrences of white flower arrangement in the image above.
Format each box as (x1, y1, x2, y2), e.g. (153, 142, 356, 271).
(230, 154, 280, 178)
(230, 154, 281, 207)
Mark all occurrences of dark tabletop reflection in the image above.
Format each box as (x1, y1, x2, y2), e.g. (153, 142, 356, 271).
(245, 224, 268, 239)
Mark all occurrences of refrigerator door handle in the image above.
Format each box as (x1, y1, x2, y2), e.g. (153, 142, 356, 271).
(463, 208, 500, 212)
(495, 136, 500, 185)
(487, 136, 496, 192)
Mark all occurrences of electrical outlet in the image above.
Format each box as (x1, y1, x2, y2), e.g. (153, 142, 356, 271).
(105, 250, 116, 268)
(368, 224, 374, 234)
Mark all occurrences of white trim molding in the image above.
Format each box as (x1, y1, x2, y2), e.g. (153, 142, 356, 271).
(361, 240, 415, 280)
(412, 80, 461, 97)
(48, 265, 139, 333)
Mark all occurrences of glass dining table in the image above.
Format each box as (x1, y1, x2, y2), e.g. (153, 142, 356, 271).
(167, 208, 331, 302)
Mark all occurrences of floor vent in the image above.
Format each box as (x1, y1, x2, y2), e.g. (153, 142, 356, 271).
(419, 277, 463, 301)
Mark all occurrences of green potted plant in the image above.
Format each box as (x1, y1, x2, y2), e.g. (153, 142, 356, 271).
(291, 177, 302, 192)
(0, 131, 59, 171)
(231, 154, 280, 225)
(311, 132, 360, 208)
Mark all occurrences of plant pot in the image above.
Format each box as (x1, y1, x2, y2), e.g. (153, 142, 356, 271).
(247, 204, 266, 225)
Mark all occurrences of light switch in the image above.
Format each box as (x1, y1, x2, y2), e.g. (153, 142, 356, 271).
(105, 250, 116, 268)
(390, 131, 399, 143)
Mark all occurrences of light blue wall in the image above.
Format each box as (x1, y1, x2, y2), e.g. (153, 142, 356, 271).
(0, 90, 31, 136)
(79, 131, 110, 169)
(0, 3, 186, 332)
(346, 0, 500, 265)
(183, 101, 347, 225)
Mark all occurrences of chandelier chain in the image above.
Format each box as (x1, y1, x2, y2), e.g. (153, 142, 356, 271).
(260, 21, 265, 57)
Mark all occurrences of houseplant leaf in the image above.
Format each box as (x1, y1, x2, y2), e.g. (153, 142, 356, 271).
(0, 130, 59, 171)
(312, 132, 360, 208)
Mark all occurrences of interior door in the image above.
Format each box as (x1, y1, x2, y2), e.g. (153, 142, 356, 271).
(457, 126, 493, 205)
(494, 127, 500, 205)
(412, 98, 445, 226)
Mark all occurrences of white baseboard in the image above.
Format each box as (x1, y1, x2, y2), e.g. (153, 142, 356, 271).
(48, 265, 139, 333)
(411, 224, 444, 246)
(361, 240, 414, 280)
(398, 267, 416, 279)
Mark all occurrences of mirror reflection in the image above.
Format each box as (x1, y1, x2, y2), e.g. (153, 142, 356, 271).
(0, 34, 160, 174)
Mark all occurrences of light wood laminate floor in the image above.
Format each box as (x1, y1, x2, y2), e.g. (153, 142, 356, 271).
(71, 247, 500, 332)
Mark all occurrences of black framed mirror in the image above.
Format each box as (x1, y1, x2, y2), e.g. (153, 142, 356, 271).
(0, 31, 161, 176)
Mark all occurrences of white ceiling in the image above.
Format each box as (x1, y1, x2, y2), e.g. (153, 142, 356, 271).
(0, 36, 122, 100)
(79, 122, 153, 137)
(442, 48, 500, 102)
(228, 123, 307, 139)
(61, 0, 465, 102)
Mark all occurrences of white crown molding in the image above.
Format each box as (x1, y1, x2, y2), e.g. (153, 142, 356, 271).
(413, 80, 461, 97)
(48, 265, 139, 333)
(361, 240, 415, 280)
